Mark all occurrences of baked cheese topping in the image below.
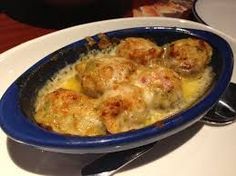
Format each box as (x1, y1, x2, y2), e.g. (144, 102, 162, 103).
(35, 37, 214, 136)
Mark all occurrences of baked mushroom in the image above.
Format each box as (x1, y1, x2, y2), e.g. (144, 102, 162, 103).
(76, 56, 137, 98)
(35, 88, 106, 136)
(99, 84, 148, 134)
(116, 37, 163, 66)
(164, 38, 212, 76)
(131, 65, 183, 110)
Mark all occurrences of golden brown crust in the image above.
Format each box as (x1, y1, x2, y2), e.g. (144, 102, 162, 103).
(35, 88, 106, 136)
(131, 65, 183, 109)
(99, 84, 148, 134)
(76, 56, 137, 98)
(35, 36, 214, 136)
(116, 37, 163, 66)
(165, 38, 212, 75)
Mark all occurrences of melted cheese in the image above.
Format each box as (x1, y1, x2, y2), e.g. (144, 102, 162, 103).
(35, 37, 214, 136)
(61, 76, 81, 92)
(182, 67, 213, 104)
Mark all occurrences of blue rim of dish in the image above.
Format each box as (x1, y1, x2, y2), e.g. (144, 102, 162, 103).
(192, 0, 208, 25)
(0, 27, 234, 152)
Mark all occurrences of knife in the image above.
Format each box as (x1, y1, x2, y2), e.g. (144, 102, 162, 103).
(81, 143, 155, 176)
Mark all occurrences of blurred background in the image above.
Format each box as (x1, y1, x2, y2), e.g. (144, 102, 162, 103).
(0, 0, 193, 53)
(1, 0, 131, 29)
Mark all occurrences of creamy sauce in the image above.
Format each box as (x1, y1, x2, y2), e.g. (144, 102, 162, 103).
(35, 38, 214, 136)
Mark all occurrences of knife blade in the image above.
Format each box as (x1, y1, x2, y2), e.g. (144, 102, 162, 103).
(81, 143, 155, 176)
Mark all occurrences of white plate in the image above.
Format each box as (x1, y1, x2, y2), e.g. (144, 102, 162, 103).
(193, 0, 236, 40)
(1, 17, 236, 176)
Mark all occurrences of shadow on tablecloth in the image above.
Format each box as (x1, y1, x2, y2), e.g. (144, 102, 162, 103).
(6, 122, 203, 176)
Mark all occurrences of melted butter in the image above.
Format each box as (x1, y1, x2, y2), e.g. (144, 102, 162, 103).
(182, 77, 202, 103)
(60, 76, 81, 92)
(145, 68, 214, 125)
(182, 68, 213, 105)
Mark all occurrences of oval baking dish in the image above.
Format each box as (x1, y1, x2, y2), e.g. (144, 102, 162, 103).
(0, 26, 233, 153)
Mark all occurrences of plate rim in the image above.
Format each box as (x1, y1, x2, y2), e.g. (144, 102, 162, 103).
(0, 25, 234, 153)
(192, 0, 236, 41)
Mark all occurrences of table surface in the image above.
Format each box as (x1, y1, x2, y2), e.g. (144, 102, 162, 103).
(0, 13, 55, 53)
(0, 0, 194, 53)
(0, 0, 133, 53)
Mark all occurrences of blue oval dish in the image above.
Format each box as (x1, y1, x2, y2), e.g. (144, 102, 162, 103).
(0, 27, 234, 153)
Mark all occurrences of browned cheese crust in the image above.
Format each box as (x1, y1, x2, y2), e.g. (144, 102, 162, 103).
(35, 37, 214, 136)
(165, 38, 212, 75)
(76, 56, 137, 98)
(131, 65, 183, 110)
(99, 84, 148, 134)
(35, 88, 106, 136)
(116, 37, 163, 66)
